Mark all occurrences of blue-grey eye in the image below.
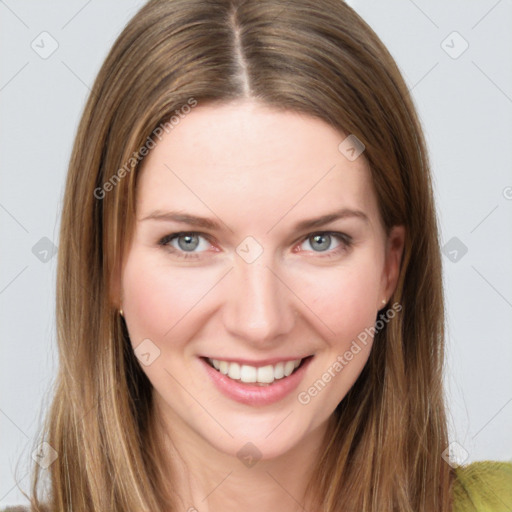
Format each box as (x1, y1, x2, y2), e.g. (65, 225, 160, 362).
(158, 232, 212, 259)
(176, 234, 200, 251)
(308, 233, 336, 252)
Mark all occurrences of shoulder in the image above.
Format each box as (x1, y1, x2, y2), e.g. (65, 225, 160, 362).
(452, 460, 512, 512)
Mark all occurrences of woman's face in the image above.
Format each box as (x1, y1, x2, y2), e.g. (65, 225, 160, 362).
(119, 99, 404, 460)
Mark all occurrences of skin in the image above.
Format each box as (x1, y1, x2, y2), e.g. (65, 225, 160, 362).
(117, 99, 405, 511)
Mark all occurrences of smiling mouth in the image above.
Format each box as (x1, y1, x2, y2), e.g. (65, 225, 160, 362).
(203, 356, 312, 386)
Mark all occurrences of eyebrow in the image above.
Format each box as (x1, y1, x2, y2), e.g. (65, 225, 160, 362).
(139, 208, 369, 231)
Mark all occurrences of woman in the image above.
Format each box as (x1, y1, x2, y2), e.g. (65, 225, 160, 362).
(7, 0, 511, 510)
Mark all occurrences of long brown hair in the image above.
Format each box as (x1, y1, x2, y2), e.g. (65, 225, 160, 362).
(23, 0, 454, 510)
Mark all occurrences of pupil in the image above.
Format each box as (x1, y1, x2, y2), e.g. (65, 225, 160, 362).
(311, 234, 330, 251)
(178, 234, 199, 251)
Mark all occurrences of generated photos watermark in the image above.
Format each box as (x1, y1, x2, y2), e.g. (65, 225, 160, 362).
(93, 98, 198, 200)
(297, 301, 402, 405)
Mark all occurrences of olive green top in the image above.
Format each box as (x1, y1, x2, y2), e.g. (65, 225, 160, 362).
(453, 461, 512, 511)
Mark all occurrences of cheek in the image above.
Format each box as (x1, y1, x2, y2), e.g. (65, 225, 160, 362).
(292, 258, 381, 412)
(122, 250, 213, 344)
(294, 255, 382, 344)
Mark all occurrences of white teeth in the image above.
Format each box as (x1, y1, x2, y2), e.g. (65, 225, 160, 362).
(228, 362, 240, 380)
(219, 360, 229, 375)
(209, 357, 303, 384)
(257, 365, 275, 383)
(284, 361, 295, 377)
(274, 362, 284, 379)
(240, 365, 257, 383)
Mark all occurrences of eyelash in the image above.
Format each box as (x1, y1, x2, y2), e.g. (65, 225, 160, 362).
(157, 231, 353, 260)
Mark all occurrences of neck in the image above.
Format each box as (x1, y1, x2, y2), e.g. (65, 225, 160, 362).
(151, 399, 329, 512)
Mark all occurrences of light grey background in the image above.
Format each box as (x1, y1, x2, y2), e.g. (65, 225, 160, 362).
(1, 0, 511, 507)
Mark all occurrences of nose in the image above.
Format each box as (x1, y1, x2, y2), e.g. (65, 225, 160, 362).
(222, 252, 296, 347)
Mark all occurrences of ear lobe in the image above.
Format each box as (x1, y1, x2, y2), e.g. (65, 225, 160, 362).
(383, 225, 406, 301)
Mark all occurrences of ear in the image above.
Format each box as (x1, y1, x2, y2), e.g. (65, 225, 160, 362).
(378, 225, 405, 308)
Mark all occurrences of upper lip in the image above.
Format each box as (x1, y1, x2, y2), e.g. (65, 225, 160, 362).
(201, 355, 313, 368)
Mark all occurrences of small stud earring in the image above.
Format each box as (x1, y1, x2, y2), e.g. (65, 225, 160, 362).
(119, 308, 124, 316)
(381, 299, 386, 305)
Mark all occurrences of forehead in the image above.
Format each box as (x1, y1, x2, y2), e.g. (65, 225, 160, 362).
(136, 100, 380, 230)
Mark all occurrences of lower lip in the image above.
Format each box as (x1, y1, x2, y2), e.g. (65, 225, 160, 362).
(200, 356, 313, 407)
